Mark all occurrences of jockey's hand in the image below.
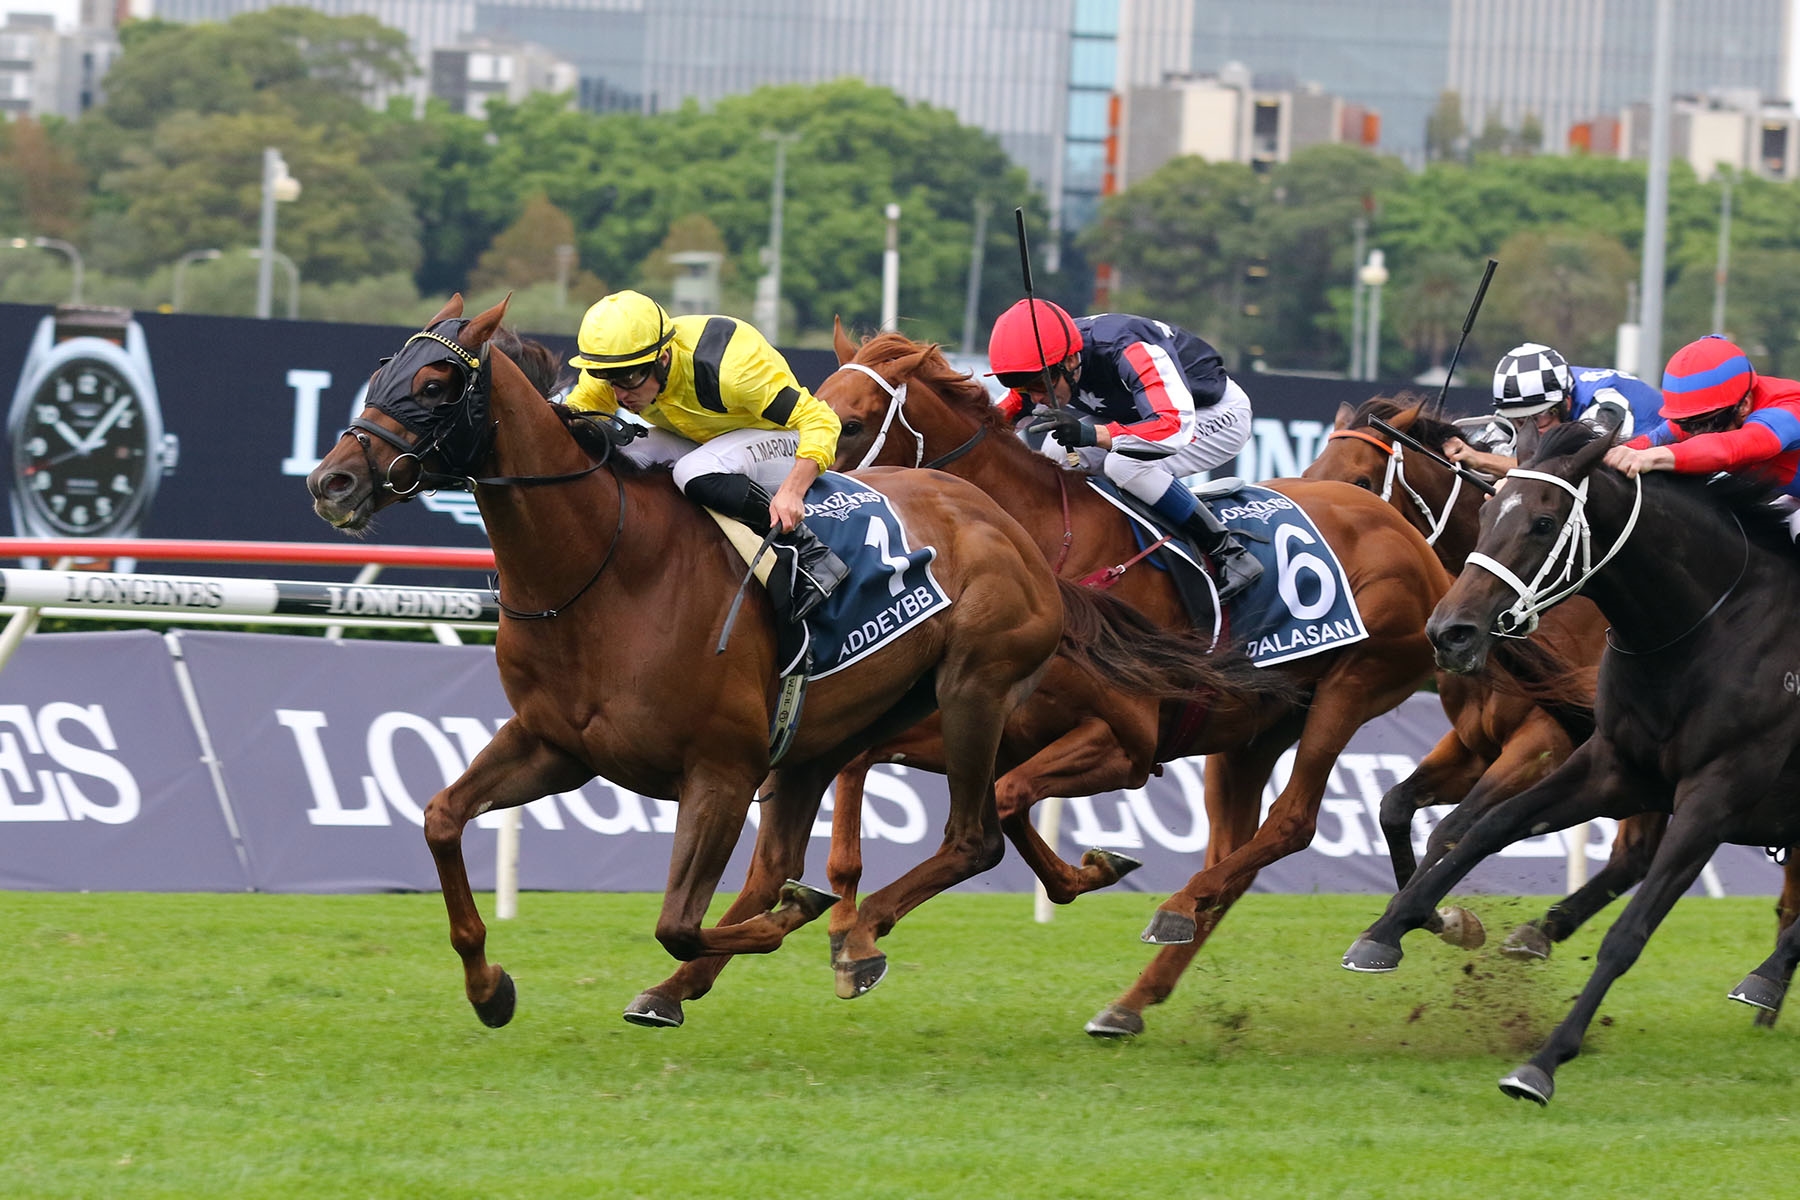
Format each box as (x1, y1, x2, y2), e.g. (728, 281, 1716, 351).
(1443, 436, 1472, 461)
(770, 459, 822, 533)
(1603, 444, 1674, 478)
(1027, 409, 1098, 449)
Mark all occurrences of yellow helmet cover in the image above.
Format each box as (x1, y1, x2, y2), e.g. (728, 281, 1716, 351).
(570, 290, 674, 370)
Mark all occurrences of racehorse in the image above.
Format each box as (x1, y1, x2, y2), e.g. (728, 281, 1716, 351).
(1313, 397, 1797, 1027)
(1343, 421, 1800, 1104)
(306, 296, 1251, 1029)
(818, 327, 1467, 1037)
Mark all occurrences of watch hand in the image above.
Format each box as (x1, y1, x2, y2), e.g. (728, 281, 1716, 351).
(80, 395, 134, 453)
(50, 419, 86, 451)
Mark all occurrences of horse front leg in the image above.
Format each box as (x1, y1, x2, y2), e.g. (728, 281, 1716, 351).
(1502, 811, 1667, 960)
(826, 752, 876, 968)
(625, 763, 838, 1028)
(1085, 720, 1300, 1038)
(1499, 793, 1732, 1106)
(1343, 734, 1657, 973)
(1378, 728, 1490, 888)
(421, 719, 593, 1028)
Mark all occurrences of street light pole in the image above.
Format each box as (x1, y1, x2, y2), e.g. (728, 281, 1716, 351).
(881, 203, 901, 332)
(1637, 0, 1674, 376)
(1359, 249, 1389, 382)
(760, 130, 800, 344)
(172, 248, 222, 312)
(248, 249, 300, 319)
(257, 147, 301, 319)
(1711, 175, 1733, 335)
(553, 243, 576, 310)
(30, 237, 84, 303)
(1349, 216, 1367, 380)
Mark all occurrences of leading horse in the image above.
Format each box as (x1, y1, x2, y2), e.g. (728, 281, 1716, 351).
(306, 296, 1245, 1029)
(1343, 421, 1800, 1103)
(818, 328, 1466, 1037)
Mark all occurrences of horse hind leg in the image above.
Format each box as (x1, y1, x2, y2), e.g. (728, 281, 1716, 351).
(422, 722, 593, 1028)
(827, 755, 872, 967)
(996, 716, 1149, 905)
(1733, 851, 1800, 1025)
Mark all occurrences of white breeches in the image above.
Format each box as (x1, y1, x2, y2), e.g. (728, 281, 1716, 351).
(1041, 377, 1253, 505)
(621, 425, 803, 494)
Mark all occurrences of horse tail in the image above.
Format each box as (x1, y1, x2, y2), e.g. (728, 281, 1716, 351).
(1052, 578, 1300, 706)
(1482, 637, 1598, 743)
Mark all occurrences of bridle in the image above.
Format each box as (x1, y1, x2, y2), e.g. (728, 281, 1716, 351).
(334, 320, 631, 620)
(1324, 426, 1465, 547)
(833, 361, 988, 471)
(1465, 467, 1643, 637)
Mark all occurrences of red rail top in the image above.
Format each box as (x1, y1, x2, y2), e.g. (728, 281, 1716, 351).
(0, 538, 495, 570)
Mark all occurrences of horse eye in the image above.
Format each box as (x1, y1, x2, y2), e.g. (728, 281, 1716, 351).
(843, 420, 864, 438)
(1353, 476, 1373, 492)
(1530, 515, 1557, 536)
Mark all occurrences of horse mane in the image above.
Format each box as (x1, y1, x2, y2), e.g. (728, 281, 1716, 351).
(548, 404, 669, 482)
(1534, 420, 1798, 559)
(1347, 392, 1465, 455)
(853, 332, 1017, 434)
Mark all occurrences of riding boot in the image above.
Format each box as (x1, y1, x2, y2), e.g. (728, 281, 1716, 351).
(1180, 500, 1263, 603)
(684, 472, 848, 622)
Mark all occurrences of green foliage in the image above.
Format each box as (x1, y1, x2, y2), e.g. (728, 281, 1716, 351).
(1, 892, 1793, 1198)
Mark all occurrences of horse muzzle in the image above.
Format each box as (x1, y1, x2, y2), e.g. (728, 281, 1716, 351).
(1427, 616, 1490, 675)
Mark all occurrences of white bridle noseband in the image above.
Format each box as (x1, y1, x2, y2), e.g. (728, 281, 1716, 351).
(833, 362, 917, 469)
(1465, 468, 1642, 636)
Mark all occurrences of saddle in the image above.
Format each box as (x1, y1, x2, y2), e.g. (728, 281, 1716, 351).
(1085, 476, 1252, 630)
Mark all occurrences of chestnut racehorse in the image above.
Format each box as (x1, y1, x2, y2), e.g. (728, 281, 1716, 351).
(306, 297, 1252, 1029)
(818, 328, 1468, 1038)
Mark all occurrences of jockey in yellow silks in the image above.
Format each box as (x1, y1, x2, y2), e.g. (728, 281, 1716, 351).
(566, 289, 847, 621)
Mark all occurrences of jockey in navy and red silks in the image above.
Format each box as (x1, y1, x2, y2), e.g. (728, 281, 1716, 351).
(1604, 335, 1800, 496)
(987, 300, 1262, 601)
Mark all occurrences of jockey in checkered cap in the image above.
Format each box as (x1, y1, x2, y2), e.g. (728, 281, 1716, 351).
(1604, 335, 1800, 498)
(1445, 342, 1662, 476)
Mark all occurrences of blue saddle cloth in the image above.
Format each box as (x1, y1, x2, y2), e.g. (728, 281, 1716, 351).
(799, 472, 952, 679)
(1086, 479, 1369, 667)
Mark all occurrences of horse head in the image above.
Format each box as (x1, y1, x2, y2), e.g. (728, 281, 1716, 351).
(308, 294, 510, 530)
(820, 320, 997, 472)
(1428, 422, 1619, 673)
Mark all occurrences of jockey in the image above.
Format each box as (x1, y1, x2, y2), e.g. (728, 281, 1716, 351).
(1445, 342, 1663, 476)
(987, 299, 1262, 601)
(1604, 334, 1800, 495)
(566, 289, 848, 622)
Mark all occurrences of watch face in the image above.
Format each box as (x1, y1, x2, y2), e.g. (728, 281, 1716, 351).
(13, 354, 152, 535)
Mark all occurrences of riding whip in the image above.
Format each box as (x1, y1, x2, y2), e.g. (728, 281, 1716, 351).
(716, 525, 781, 654)
(1369, 416, 1497, 496)
(1426, 258, 1499, 420)
(1015, 207, 1080, 467)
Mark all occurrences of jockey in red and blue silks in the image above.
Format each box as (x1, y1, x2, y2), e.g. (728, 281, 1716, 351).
(1604, 335, 1800, 499)
(987, 300, 1261, 601)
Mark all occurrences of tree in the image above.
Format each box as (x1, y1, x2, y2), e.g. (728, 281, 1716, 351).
(1517, 112, 1545, 155)
(1481, 227, 1636, 365)
(470, 192, 605, 300)
(1425, 91, 1466, 163)
(1474, 110, 1510, 156)
(0, 117, 86, 239)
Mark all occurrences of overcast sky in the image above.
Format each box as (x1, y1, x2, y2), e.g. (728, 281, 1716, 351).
(7, 1, 1800, 113)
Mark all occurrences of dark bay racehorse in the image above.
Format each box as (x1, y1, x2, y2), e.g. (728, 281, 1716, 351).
(818, 328, 1467, 1037)
(1343, 421, 1800, 1103)
(306, 296, 1248, 1029)
(1313, 397, 1798, 1024)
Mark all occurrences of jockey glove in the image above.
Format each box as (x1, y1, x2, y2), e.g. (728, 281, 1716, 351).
(1028, 409, 1098, 449)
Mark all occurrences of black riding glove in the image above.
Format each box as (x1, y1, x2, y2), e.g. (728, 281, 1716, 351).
(1027, 409, 1098, 449)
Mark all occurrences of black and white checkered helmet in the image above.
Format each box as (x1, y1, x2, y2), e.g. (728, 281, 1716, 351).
(1492, 343, 1572, 418)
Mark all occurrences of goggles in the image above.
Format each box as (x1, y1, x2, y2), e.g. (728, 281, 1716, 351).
(995, 369, 1060, 394)
(587, 361, 657, 390)
(1676, 402, 1742, 436)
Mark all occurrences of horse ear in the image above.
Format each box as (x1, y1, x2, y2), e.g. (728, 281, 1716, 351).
(1569, 424, 1619, 477)
(462, 293, 511, 350)
(1333, 402, 1356, 431)
(833, 316, 856, 365)
(428, 293, 465, 326)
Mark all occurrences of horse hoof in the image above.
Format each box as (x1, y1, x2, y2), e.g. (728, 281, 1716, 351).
(1498, 1064, 1554, 1105)
(1342, 937, 1403, 973)
(472, 971, 516, 1028)
(1501, 922, 1553, 961)
(1435, 906, 1486, 950)
(621, 990, 684, 1028)
(1728, 972, 1787, 1013)
(1082, 848, 1144, 881)
(1140, 909, 1196, 945)
(828, 930, 846, 966)
(1084, 1003, 1145, 1038)
(776, 878, 838, 921)
(835, 954, 888, 999)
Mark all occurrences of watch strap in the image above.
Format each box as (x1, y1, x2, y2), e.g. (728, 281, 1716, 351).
(53, 303, 133, 346)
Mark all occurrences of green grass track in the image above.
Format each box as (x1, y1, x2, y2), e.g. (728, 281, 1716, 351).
(4, 891, 1793, 1199)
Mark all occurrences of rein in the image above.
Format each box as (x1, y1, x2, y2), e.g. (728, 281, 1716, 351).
(1466, 469, 1643, 637)
(1325, 426, 1464, 547)
(1604, 510, 1748, 655)
(835, 361, 989, 471)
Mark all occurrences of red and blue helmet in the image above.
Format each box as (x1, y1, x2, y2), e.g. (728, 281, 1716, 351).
(1660, 335, 1755, 420)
